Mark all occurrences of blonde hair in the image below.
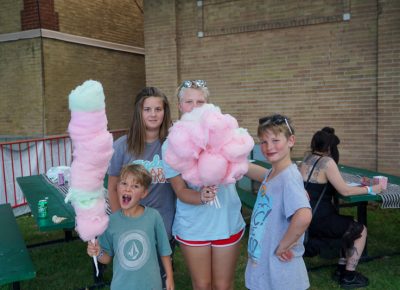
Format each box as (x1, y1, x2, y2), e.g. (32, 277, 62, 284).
(120, 164, 152, 189)
(176, 80, 210, 103)
(257, 114, 294, 139)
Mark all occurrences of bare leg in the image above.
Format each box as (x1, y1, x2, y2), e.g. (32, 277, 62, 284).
(346, 226, 367, 271)
(180, 243, 212, 290)
(211, 241, 242, 290)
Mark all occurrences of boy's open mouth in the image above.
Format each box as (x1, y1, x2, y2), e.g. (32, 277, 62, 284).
(122, 194, 132, 204)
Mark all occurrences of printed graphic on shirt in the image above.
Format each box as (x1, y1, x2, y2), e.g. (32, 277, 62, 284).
(117, 230, 150, 271)
(248, 181, 272, 262)
(133, 154, 167, 184)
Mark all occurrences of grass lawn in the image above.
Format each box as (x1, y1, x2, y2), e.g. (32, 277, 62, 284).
(1, 205, 399, 290)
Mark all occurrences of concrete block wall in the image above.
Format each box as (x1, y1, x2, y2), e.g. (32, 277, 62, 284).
(0, 39, 43, 136)
(0, 0, 23, 34)
(0, 0, 145, 137)
(43, 39, 145, 135)
(144, 0, 400, 175)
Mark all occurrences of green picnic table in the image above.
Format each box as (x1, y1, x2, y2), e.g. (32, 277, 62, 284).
(16, 175, 76, 243)
(237, 159, 398, 225)
(0, 203, 36, 289)
(236, 158, 400, 258)
(16, 174, 109, 287)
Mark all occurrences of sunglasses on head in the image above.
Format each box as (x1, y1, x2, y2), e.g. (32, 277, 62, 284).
(259, 115, 293, 135)
(180, 80, 207, 89)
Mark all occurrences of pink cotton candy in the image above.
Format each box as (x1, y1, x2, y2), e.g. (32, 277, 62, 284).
(223, 161, 249, 184)
(221, 129, 255, 162)
(74, 199, 109, 242)
(203, 112, 233, 152)
(164, 147, 197, 173)
(197, 152, 228, 186)
(66, 80, 113, 242)
(68, 111, 108, 139)
(168, 123, 202, 159)
(164, 103, 254, 187)
(181, 164, 202, 187)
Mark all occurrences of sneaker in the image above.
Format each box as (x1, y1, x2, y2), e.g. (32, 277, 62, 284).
(340, 271, 369, 289)
(332, 268, 342, 282)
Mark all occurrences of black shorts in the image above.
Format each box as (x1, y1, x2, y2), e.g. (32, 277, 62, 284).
(309, 213, 355, 239)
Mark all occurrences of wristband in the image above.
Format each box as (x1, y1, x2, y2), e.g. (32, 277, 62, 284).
(97, 249, 104, 260)
(365, 186, 375, 195)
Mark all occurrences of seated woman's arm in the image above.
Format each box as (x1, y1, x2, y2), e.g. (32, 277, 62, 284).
(169, 175, 215, 205)
(325, 159, 382, 196)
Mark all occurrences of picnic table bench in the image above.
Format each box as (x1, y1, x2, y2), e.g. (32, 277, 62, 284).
(0, 203, 36, 290)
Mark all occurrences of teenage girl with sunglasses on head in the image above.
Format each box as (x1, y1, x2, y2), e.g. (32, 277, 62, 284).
(162, 80, 246, 290)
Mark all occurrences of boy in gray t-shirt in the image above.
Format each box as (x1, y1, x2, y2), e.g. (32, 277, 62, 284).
(245, 114, 311, 290)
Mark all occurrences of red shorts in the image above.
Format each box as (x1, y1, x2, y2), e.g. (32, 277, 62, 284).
(175, 228, 245, 248)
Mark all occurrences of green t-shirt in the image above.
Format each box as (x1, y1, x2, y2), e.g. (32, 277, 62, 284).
(99, 207, 172, 290)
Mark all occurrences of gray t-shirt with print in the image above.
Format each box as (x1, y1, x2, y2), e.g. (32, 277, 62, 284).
(245, 164, 310, 290)
(108, 135, 176, 239)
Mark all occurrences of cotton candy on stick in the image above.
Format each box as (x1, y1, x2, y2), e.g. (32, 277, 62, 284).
(165, 104, 254, 207)
(65, 80, 114, 276)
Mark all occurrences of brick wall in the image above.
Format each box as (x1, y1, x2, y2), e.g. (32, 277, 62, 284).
(144, 0, 400, 175)
(377, 0, 400, 174)
(42, 39, 145, 135)
(21, 0, 59, 30)
(144, 0, 178, 111)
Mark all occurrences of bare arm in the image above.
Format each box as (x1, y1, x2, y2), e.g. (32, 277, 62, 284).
(161, 256, 175, 290)
(169, 175, 215, 205)
(107, 175, 121, 212)
(276, 207, 312, 261)
(325, 160, 382, 196)
(245, 162, 268, 183)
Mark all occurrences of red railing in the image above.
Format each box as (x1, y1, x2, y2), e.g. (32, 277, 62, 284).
(0, 129, 127, 209)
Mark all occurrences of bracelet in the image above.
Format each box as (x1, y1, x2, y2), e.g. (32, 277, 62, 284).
(364, 186, 372, 194)
(97, 249, 104, 260)
(200, 195, 206, 205)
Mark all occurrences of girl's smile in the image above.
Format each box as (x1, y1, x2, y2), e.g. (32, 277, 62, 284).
(142, 97, 165, 131)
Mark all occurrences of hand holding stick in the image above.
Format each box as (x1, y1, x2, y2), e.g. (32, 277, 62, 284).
(87, 239, 100, 276)
(200, 185, 220, 208)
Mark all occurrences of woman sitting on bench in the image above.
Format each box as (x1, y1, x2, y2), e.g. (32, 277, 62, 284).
(299, 127, 382, 289)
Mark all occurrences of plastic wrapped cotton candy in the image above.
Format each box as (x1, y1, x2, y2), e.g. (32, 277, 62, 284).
(64, 80, 114, 275)
(165, 104, 254, 207)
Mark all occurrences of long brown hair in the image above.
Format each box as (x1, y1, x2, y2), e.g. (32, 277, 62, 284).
(127, 87, 171, 156)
